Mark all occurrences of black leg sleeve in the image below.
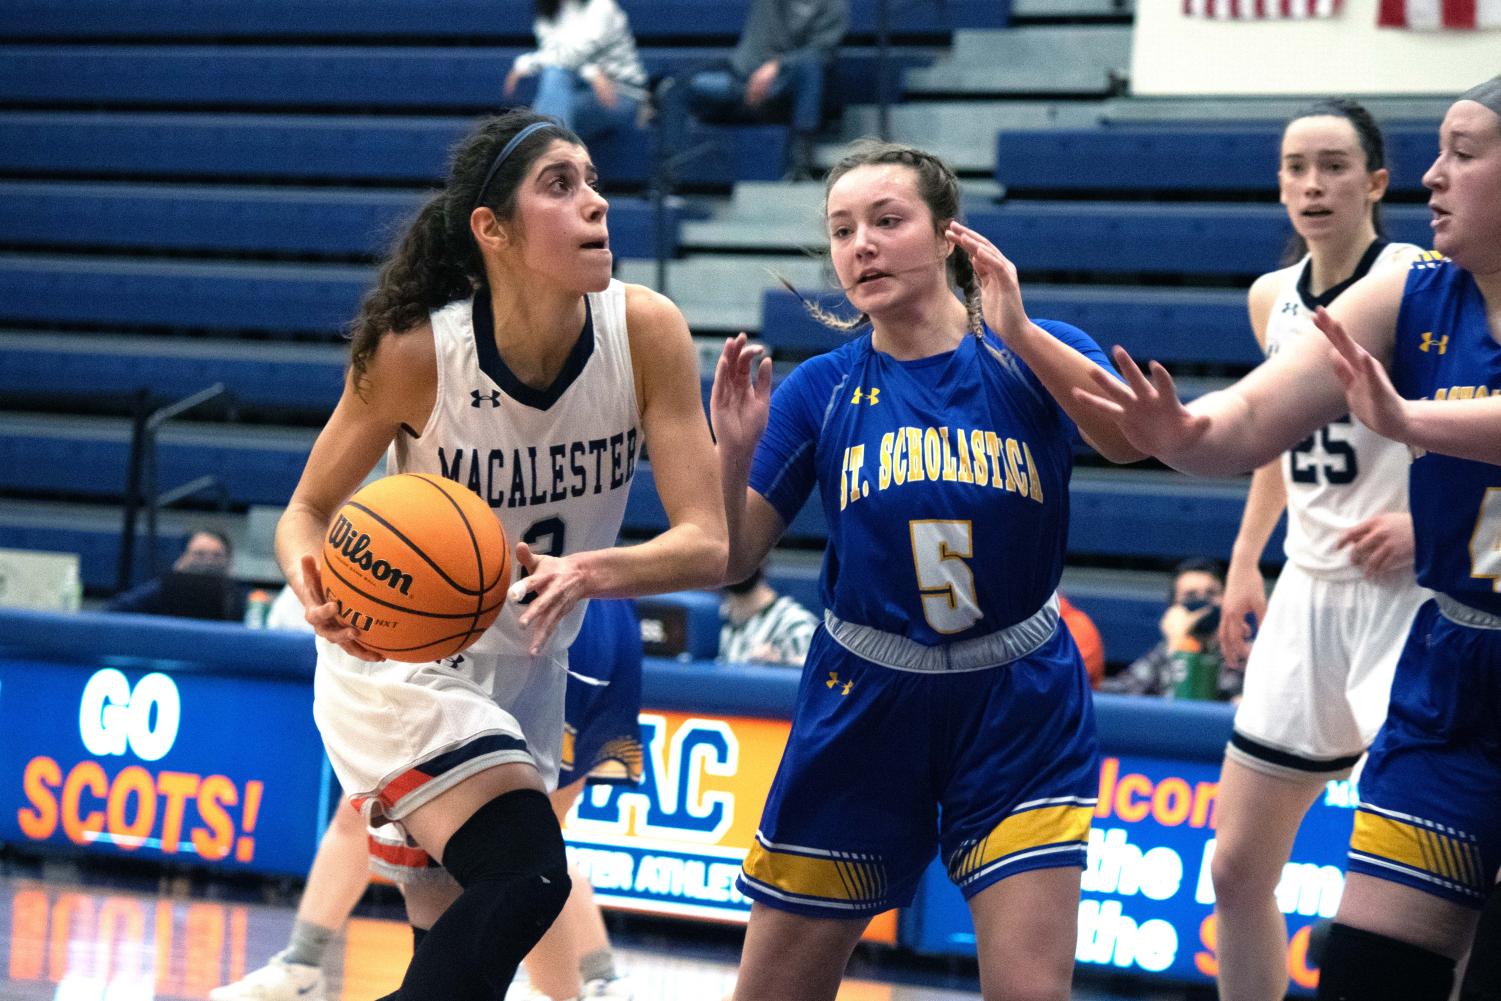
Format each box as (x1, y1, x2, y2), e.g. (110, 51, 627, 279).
(395, 789, 571, 1001)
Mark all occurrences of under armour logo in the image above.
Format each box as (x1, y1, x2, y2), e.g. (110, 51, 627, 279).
(471, 389, 502, 408)
(849, 386, 880, 406)
(1419, 332, 1448, 355)
(825, 671, 853, 696)
(441, 655, 466, 668)
(1281, 301, 1299, 315)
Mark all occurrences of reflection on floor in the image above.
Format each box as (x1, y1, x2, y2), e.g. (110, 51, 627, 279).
(0, 865, 1198, 1001)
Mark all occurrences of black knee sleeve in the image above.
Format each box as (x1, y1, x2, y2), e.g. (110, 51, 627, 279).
(440, 788, 568, 887)
(1316, 923, 1455, 1001)
(396, 789, 570, 1001)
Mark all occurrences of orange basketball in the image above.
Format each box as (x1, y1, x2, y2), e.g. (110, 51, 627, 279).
(320, 473, 510, 662)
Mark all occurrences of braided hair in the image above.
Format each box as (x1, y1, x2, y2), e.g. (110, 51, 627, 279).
(796, 140, 981, 336)
(347, 111, 582, 394)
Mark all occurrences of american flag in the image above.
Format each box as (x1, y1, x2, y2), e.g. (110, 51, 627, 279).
(1377, 0, 1501, 28)
(1183, 0, 1343, 16)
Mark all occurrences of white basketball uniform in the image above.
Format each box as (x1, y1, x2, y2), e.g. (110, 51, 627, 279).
(1229, 242, 1431, 778)
(314, 280, 641, 833)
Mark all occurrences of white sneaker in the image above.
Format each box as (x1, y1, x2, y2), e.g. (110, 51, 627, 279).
(208, 953, 326, 1001)
(581, 977, 632, 1000)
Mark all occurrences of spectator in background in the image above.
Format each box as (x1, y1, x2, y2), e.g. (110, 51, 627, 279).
(504, 0, 650, 142)
(1058, 592, 1106, 687)
(1102, 558, 1240, 700)
(718, 564, 818, 667)
(685, 0, 849, 180)
(104, 528, 242, 620)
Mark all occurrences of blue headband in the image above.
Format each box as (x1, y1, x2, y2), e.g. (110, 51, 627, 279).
(472, 120, 556, 213)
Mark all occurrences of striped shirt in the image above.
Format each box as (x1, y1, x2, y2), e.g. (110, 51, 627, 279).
(719, 595, 819, 668)
(513, 0, 649, 101)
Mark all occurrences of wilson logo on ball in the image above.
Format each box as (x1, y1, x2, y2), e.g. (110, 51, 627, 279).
(327, 514, 415, 595)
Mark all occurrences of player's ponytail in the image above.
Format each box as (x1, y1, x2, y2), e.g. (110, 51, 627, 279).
(347, 111, 580, 394)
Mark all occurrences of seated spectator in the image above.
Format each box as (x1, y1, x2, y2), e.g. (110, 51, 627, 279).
(685, 0, 849, 179)
(504, 0, 650, 142)
(719, 565, 819, 667)
(1101, 558, 1242, 701)
(1058, 592, 1106, 688)
(104, 528, 243, 621)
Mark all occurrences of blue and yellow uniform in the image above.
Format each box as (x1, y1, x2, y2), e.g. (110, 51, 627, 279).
(1347, 254, 1501, 907)
(738, 322, 1103, 917)
(559, 597, 644, 787)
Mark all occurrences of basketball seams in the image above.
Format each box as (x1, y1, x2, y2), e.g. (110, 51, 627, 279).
(342, 497, 497, 597)
(410, 474, 490, 658)
(323, 558, 507, 621)
(322, 472, 510, 663)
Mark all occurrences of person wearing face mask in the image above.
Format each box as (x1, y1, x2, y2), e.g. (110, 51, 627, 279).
(711, 139, 1141, 1001)
(718, 564, 819, 667)
(1100, 558, 1240, 701)
(104, 527, 242, 620)
(1073, 77, 1501, 1001)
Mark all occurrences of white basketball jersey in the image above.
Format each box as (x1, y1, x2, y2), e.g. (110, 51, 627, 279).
(389, 279, 641, 656)
(1264, 242, 1417, 577)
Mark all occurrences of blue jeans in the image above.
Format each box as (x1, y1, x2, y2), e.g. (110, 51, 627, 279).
(531, 65, 639, 141)
(685, 52, 826, 135)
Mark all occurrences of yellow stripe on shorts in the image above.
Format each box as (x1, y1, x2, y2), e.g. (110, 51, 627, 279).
(742, 839, 887, 906)
(948, 803, 1092, 885)
(1352, 808, 1485, 895)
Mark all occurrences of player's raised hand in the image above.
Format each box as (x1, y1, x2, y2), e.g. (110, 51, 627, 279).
(295, 553, 384, 661)
(1071, 346, 1212, 461)
(945, 221, 1028, 341)
(710, 333, 772, 464)
(1315, 306, 1413, 443)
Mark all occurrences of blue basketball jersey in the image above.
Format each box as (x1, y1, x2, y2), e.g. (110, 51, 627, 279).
(749, 322, 1109, 645)
(1390, 255, 1501, 616)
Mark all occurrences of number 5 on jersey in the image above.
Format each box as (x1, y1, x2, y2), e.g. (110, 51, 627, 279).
(910, 520, 982, 634)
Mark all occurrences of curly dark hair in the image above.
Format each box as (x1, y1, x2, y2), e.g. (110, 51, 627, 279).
(1280, 98, 1389, 266)
(347, 111, 582, 393)
(795, 140, 980, 336)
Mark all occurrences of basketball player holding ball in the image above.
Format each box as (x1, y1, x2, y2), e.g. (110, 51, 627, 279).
(275, 110, 726, 1001)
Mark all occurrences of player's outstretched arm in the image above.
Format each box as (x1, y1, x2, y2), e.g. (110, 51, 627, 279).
(1075, 268, 1406, 475)
(1318, 305, 1501, 463)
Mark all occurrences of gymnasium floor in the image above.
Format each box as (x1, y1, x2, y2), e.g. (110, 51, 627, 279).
(0, 857, 1204, 1001)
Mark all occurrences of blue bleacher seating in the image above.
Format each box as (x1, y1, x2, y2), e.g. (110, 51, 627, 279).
(0, 45, 929, 115)
(0, 333, 347, 414)
(996, 125, 1441, 197)
(0, 112, 786, 190)
(0, 182, 676, 260)
(2, 0, 1004, 40)
(964, 202, 1433, 277)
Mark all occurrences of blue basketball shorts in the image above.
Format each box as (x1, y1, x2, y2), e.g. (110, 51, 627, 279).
(1347, 598, 1501, 907)
(558, 613, 644, 789)
(738, 623, 1099, 918)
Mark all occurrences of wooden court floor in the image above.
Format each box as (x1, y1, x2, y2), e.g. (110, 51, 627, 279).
(0, 858, 1199, 1000)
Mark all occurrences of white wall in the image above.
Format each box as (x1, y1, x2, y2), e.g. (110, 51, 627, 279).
(1131, 0, 1500, 96)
